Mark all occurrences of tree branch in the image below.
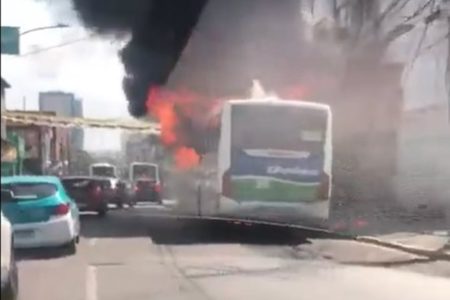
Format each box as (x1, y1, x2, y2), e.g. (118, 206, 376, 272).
(403, 22, 431, 79)
(375, 0, 408, 28)
(419, 30, 450, 54)
(402, 0, 435, 23)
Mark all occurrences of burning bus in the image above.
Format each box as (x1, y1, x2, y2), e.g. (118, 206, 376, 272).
(210, 97, 333, 228)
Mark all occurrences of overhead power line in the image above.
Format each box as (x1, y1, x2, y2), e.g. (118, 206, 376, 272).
(20, 34, 96, 56)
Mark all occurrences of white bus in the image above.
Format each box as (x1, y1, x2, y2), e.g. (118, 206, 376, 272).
(215, 98, 332, 228)
(89, 163, 118, 178)
(129, 162, 160, 182)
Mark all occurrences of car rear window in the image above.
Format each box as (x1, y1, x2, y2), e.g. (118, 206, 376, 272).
(62, 178, 95, 191)
(99, 180, 112, 189)
(1, 183, 58, 200)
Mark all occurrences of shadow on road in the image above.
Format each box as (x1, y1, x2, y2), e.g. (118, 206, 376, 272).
(16, 246, 75, 261)
(146, 218, 318, 246)
(79, 209, 337, 246)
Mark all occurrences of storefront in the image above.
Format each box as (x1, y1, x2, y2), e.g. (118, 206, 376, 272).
(1, 133, 24, 176)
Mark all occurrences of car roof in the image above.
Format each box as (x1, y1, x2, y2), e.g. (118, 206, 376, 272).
(61, 176, 115, 181)
(1, 175, 61, 185)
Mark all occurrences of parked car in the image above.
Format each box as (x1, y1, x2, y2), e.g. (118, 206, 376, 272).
(132, 178, 162, 204)
(0, 176, 80, 253)
(61, 176, 110, 217)
(1, 211, 18, 300)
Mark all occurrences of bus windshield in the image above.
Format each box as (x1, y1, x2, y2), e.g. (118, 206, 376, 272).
(231, 105, 328, 154)
(132, 164, 157, 181)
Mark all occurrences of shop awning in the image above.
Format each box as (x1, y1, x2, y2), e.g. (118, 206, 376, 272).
(1, 138, 17, 162)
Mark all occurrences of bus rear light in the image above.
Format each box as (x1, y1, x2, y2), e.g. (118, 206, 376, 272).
(316, 172, 330, 200)
(222, 170, 232, 198)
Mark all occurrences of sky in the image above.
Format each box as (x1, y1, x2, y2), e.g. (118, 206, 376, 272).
(1, 0, 131, 151)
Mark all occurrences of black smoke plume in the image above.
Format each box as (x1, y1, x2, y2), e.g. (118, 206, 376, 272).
(72, 0, 208, 117)
(71, 0, 308, 115)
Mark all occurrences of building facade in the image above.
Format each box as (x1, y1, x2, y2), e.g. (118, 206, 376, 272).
(1, 78, 10, 139)
(6, 111, 70, 175)
(38, 91, 84, 150)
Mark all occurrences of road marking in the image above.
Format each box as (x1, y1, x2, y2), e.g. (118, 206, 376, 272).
(88, 238, 97, 246)
(85, 265, 98, 300)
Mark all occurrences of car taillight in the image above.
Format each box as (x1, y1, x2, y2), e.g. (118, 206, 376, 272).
(134, 185, 139, 192)
(316, 172, 330, 200)
(54, 203, 70, 216)
(154, 183, 161, 193)
(222, 170, 231, 198)
(92, 185, 101, 196)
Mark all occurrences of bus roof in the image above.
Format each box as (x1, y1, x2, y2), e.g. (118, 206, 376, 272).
(130, 162, 158, 167)
(226, 98, 331, 112)
(90, 163, 116, 168)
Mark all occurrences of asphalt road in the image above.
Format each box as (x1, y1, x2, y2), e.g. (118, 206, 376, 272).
(15, 204, 450, 300)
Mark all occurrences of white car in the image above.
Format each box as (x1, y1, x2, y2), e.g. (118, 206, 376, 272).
(1, 211, 18, 300)
(1, 176, 80, 253)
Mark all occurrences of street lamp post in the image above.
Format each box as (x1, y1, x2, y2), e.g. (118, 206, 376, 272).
(18, 23, 70, 110)
(20, 24, 69, 37)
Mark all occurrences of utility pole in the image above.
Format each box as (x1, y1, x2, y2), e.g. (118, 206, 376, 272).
(447, 15, 450, 120)
(442, 0, 450, 119)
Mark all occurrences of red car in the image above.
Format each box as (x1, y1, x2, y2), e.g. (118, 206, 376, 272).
(61, 176, 109, 217)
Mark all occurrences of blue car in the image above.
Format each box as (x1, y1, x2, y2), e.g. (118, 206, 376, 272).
(1, 176, 80, 253)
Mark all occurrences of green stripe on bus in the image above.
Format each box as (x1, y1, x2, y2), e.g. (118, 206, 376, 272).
(231, 178, 318, 202)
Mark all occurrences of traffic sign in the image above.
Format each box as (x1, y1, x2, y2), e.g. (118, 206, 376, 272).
(1, 26, 20, 55)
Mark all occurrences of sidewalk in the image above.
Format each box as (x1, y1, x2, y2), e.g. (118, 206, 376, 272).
(357, 231, 450, 260)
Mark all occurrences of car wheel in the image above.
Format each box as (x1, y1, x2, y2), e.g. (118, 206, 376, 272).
(97, 209, 107, 218)
(65, 239, 77, 255)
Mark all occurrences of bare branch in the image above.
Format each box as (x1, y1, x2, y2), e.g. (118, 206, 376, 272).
(375, 0, 439, 47)
(375, 0, 407, 27)
(419, 30, 450, 54)
(404, 22, 431, 79)
(384, 24, 415, 44)
(402, 0, 435, 23)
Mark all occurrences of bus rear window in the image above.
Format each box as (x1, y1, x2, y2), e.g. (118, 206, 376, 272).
(132, 165, 157, 180)
(92, 167, 115, 178)
(231, 105, 328, 153)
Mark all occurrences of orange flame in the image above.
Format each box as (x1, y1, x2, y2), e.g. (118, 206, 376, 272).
(146, 86, 212, 170)
(280, 84, 309, 99)
(154, 101, 177, 145)
(174, 147, 200, 170)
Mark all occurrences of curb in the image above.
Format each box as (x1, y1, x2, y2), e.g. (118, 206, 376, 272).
(356, 236, 450, 261)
